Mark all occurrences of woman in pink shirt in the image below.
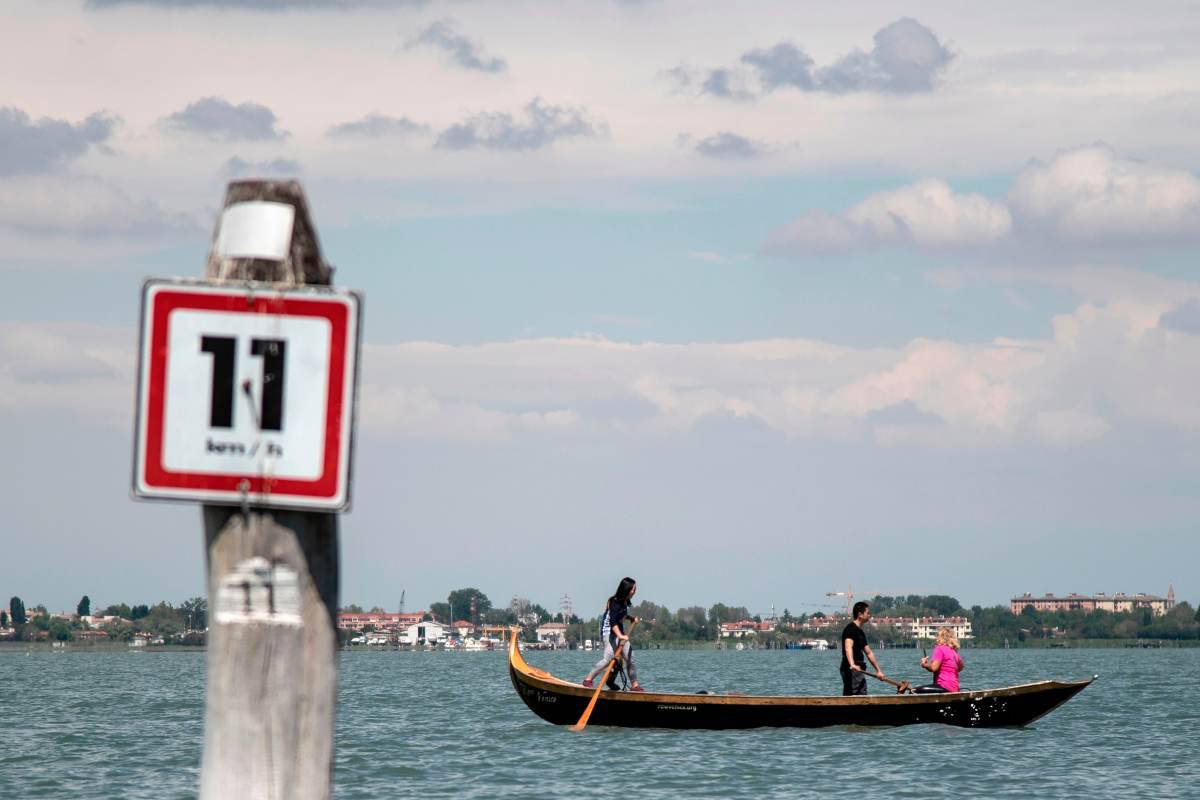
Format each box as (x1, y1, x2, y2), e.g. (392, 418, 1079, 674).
(917, 627, 965, 693)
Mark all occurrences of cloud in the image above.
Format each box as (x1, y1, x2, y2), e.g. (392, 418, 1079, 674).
(1008, 144, 1200, 242)
(699, 69, 755, 101)
(327, 114, 430, 139)
(815, 17, 955, 94)
(161, 97, 287, 141)
(665, 66, 755, 100)
(0, 324, 135, 422)
(1160, 299, 1200, 334)
(225, 156, 300, 177)
(766, 179, 1011, 254)
(435, 98, 604, 152)
(740, 42, 816, 92)
(9, 289, 1200, 445)
(678, 18, 953, 101)
(693, 132, 764, 160)
(353, 296, 1200, 445)
(0, 107, 117, 177)
(767, 145, 1200, 255)
(407, 19, 506, 73)
(0, 175, 198, 239)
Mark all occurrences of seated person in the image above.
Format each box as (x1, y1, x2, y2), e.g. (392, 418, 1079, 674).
(916, 627, 964, 693)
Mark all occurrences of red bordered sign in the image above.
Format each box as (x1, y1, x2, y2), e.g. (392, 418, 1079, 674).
(133, 279, 361, 511)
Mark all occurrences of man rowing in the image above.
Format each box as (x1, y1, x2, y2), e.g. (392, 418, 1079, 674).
(839, 601, 885, 695)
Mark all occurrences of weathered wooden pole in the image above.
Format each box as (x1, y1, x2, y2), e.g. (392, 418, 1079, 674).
(199, 180, 339, 800)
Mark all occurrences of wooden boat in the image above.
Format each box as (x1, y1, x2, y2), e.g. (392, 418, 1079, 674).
(508, 636, 1094, 729)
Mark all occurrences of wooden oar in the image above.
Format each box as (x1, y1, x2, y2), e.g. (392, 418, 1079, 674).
(570, 619, 638, 732)
(860, 669, 913, 694)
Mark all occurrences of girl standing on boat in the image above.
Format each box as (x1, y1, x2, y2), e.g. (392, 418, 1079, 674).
(582, 577, 643, 692)
(918, 627, 965, 692)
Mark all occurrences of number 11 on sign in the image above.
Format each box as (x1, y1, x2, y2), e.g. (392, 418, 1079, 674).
(201, 335, 286, 431)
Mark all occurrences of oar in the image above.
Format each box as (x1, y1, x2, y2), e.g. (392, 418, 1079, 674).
(860, 669, 913, 694)
(570, 619, 638, 732)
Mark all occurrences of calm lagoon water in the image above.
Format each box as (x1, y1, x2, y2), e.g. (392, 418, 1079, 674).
(1, 646, 1197, 799)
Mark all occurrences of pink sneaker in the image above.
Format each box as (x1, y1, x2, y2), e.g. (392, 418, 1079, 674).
(581, 678, 594, 688)
(631, 685, 645, 692)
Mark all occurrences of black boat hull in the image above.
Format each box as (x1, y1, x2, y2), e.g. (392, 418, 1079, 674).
(508, 641, 1094, 729)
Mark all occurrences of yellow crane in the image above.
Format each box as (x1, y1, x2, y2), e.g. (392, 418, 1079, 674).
(825, 587, 931, 618)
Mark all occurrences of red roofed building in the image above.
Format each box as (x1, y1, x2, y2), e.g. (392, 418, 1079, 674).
(719, 620, 776, 638)
(337, 611, 425, 633)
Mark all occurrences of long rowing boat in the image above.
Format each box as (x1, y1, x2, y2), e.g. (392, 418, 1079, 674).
(508, 635, 1094, 729)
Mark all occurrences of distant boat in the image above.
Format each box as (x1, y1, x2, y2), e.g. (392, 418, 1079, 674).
(507, 633, 1095, 729)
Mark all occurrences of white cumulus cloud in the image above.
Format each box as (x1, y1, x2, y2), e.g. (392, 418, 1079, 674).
(7, 281, 1198, 448)
(1008, 144, 1200, 242)
(766, 178, 1011, 254)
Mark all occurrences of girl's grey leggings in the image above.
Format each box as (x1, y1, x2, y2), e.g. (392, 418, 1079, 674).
(585, 639, 637, 685)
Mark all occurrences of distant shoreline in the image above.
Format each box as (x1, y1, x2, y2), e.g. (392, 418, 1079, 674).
(5, 639, 1197, 653)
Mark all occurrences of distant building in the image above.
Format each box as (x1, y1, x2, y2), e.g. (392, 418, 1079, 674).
(800, 615, 845, 631)
(1011, 586, 1175, 617)
(865, 615, 973, 640)
(535, 622, 568, 646)
(719, 620, 776, 638)
(450, 620, 475, 638)
(909, 616, 973, 641)
(399, 620, 445, 645)
(337, 611, 425, 633)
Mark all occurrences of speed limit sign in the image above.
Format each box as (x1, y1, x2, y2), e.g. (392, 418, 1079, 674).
(133, 279, 361, 511)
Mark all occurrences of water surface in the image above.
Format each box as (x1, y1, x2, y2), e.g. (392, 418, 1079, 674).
(1, 646, 1196, 799)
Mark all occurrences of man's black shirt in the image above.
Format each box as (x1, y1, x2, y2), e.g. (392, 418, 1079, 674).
(840, 622, 867, 671)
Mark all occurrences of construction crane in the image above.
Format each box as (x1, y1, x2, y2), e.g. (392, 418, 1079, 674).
(825, 586, 931, 617)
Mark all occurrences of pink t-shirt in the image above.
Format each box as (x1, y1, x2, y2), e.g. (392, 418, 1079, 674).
(932, 644, 962, 692)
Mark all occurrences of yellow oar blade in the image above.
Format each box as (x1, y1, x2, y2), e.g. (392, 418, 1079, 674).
(570, 620, 638, 732)
(570, 659, 616, 732)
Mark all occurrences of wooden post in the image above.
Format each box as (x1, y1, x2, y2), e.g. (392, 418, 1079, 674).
(199, 180, 339, 800)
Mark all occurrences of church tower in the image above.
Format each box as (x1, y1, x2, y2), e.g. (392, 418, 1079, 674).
(1167, 583, 1175, 610)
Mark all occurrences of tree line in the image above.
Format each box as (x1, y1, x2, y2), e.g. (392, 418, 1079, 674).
(4, 595, 208, 644)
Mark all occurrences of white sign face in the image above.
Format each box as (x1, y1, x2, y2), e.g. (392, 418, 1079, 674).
(134, 280, 361, 511)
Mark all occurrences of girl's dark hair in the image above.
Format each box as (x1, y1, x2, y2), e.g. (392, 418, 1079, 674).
(608, 577, 637, 606)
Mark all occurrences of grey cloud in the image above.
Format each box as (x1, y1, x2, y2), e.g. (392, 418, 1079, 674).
(1160, 299, 1200, 334)
(694, 132, 763, 160)
(740, 43, 815, 91)
(328, 114, 430, 139)
(816, 18, 954, 93)
(435, 98, 603, 152)
(687, 18, 952, 102)
(0, 107, 117, 177)
(162, 97, 287, 141)
(225, 156, 300, 177)
(700, 69, 754, 100)
(665, 67, 754, 100)
(0, 175, 200, 238)
(408, 19, 506, 73)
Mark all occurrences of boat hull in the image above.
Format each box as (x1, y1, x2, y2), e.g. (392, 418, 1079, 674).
(508, 640, 1093, 730)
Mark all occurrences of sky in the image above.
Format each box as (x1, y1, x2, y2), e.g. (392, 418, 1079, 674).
(1, 0, 1198, 618)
